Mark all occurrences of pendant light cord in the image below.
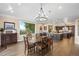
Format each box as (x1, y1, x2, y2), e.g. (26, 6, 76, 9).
(40, 3, 46, 17)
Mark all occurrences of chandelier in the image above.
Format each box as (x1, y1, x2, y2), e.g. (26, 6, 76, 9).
(35, 4, 48, 22)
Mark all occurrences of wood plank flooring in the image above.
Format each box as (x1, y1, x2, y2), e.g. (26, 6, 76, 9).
(0, 37, 79, 56)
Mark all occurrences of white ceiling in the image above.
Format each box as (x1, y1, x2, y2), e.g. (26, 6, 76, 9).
(0, 3, 79, 23)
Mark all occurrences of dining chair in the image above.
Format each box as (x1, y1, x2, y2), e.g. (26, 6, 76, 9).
(35, 41, 43, 55)
(23, 36, 35, 55)
(35, 37, 48, 55)
(47, 37, 53, 50)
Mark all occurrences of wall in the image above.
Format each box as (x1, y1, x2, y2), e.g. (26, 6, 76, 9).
(75, 19, 79, 44)
(35, 23, 55, 33)
(35, 24, 41, 33)
(35, 21, 75, 33)
(0, 15, 35, 42)
(0, 16, 20, 42)
(19, 20, 35, 41)
(35, 24, 47, 33)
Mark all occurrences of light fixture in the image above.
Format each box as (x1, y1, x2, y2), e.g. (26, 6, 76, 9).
(58, 6, 62, 10)
(35, 3, 48, 22)
(10, 10, 14, 13)
(7, 5, 14, 13)
(18, 3, 22, 6)
(8, 5, 13, 11)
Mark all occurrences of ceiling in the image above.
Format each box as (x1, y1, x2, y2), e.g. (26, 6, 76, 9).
(0, 3, 79, 24)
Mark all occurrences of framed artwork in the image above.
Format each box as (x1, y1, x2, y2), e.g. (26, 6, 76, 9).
(20, 20, 35, 35)
(44, 26, 47, 30)
(48, 25, 53, 33)
(40, 26, 42, 30)
(4, 22, 15, 30)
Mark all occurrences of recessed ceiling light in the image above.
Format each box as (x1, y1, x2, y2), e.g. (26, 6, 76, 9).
(18, 3, 22, 6)
(10, 10, 14, 13)
(7, 5, 14, 13)
(58, 6, 62, 10)
(8, 5, 13, 11)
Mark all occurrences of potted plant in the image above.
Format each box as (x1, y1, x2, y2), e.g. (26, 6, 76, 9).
(26, 28, 32, 37)
(0, 28, 4, 33)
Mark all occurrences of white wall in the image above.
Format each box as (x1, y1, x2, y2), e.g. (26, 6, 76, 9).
(35, 23, 55, 33)
(0, 16, 20, 42)
(35, 24, 49, 33)
(19, 19, 35, 42)
(75, 19, 79, 44)
(0, 15, 34, 42)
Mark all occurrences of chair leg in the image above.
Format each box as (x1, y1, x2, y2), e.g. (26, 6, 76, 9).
(34, 47, 35, 54)
(24, 47, 26, 56)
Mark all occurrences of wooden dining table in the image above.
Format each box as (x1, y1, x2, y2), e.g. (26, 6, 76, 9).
(26, 35, 53, 55)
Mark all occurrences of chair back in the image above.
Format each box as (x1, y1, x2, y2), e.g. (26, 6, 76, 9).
(48, 38, 53, 45)
(24, 36, 29, 48)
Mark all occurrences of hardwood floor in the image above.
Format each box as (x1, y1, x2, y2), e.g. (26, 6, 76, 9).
(0, 37, 79, 56)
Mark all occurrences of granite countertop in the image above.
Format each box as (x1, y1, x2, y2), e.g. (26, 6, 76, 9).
(53, 33, 63, 34)
(53, 31, 71, 34)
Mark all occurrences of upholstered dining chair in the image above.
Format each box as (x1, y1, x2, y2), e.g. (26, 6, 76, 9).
(35, 41, 43, 55)
(23, 36, 35, 55)
(47, 37, 53, 50)
(35, 37, 48, 55)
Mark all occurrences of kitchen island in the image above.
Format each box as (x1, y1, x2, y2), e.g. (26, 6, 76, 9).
(51, 31, 72, 41)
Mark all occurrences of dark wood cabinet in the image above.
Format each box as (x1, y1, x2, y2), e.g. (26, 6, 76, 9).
(55, 25, 75, 34)
(0, 33, 17, 47)
(1, 33, 7, 48)
(5, 33, 17, 44)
